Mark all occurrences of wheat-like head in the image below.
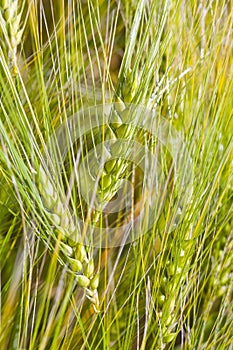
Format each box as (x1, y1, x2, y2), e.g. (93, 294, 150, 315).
(1, 0, 23, 75)
(36, 73, 139, 312)
(38, 166, 100, 312)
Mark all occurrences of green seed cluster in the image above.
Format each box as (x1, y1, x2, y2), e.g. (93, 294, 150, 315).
(90, 110, 134, 204)
(212, 225, 233, 297)
(82, 77, 139, 218)
(37, 70, 150, 313)
(38, 167, 100, 312)
(37, 74, 139, 310)
(155, 237, 193, 347)
(0, 0, 22, 75)
(203, 224, 233, 340)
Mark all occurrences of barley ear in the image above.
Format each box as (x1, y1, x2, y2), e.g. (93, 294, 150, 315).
(1, 0, 23, 75)
(155, 237, 194, 347)
(37, 167, 100, 312)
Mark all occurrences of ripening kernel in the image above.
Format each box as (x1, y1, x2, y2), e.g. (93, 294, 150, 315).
(90, 274, 99, 290)
(76, 275, 90, 288)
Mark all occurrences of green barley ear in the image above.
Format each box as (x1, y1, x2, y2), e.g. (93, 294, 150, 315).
(202, 228, 233, 342)
(37, 166, 100, 312)
(0, 0, 23, 75)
